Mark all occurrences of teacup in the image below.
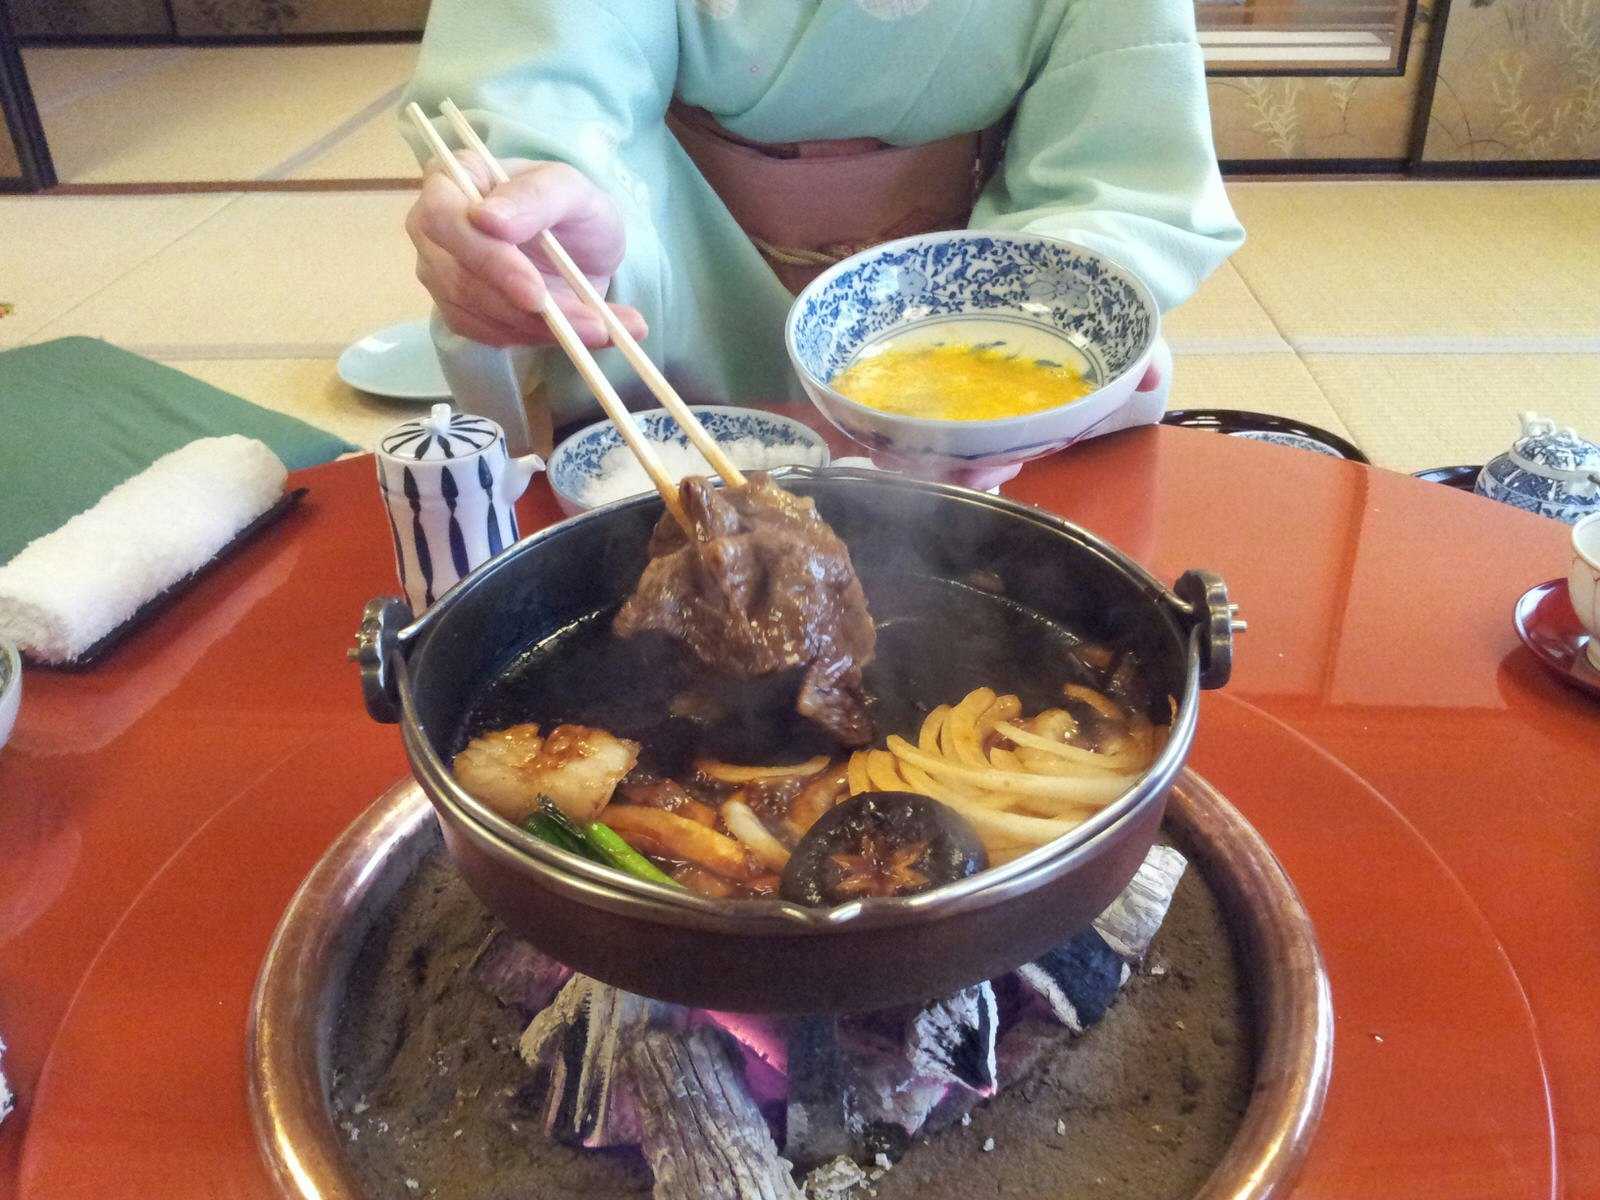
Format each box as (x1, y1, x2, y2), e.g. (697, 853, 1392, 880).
(1570, 512, 1600, 669)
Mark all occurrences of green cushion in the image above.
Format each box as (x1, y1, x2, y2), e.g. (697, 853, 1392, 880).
(0, 337, 355, 564)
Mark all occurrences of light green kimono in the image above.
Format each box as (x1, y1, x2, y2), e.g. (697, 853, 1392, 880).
(403, 0, 1243, 433)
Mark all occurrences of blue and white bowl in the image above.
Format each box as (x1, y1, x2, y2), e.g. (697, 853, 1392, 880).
(547, 405, 831, 517)
(785, 231, 1159, 473)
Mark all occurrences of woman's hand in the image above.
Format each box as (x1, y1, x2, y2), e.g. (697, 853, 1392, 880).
(1136, 350, 1164, 394)
(405, 153, 648, 349)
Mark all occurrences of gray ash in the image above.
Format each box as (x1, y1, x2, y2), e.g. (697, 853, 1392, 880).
(329, 833, 1253, 1200)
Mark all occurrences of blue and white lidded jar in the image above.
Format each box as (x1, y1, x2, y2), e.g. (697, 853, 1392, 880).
(1474, 412, 1600, 526)
(375, 404, 544, 614)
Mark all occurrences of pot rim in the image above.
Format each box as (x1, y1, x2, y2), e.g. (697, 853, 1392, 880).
(392, 467, 1207, 931)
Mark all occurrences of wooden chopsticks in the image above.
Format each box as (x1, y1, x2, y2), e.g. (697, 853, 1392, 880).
(406, 102, 689, 530)
(407, 100, 750, 530)
(435, 100, 748, 491)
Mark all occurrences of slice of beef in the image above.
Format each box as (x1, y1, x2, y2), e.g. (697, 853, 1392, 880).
(614, 474, 876, 747)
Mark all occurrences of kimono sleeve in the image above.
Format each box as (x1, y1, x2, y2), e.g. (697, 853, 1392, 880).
(400, 0, 680, 419)
(971, 0, 1244, 312)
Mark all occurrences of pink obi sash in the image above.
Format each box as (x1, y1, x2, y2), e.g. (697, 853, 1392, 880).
(666, 102, 1004, 295)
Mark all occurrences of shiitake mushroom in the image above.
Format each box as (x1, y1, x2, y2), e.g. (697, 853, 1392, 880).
(780, 791, 987, 907)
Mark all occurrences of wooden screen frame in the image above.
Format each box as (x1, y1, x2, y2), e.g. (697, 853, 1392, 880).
(1201, 0, 1419, 76)
(0, 0, 55, 191)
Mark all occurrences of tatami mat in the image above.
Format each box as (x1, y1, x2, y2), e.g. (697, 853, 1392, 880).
(287, 106, 421, 182)
(1162, 259, 1287, 353)
(0, 193, 235, 349)
(27, 190, 425, 351)
(165, 357, 420, 448)
(1168, 352, 1359, 446)
(36, 44, 417, 184)
(20, 47, 191, 113)
(1227, 181, 1600, 345)
(1303, 354, 1600, 475)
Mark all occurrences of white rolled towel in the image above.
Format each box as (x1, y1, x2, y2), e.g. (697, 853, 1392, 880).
(0, 436, 288, 664)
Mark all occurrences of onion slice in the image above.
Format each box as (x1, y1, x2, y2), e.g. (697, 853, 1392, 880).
(720, 799, 791, 871)
(1062, 683, 1125, 720)
(697, 755, 832, 783)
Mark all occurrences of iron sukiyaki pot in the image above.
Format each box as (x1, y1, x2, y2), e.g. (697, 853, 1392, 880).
(355, 467, 1236, 1013)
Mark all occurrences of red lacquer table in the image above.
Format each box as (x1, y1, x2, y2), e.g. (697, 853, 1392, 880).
(1, 425, 1594, 1199)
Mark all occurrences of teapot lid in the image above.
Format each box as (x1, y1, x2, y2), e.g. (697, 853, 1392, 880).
(1507, 412, 1600, 480)
(379, 403, 502, 463)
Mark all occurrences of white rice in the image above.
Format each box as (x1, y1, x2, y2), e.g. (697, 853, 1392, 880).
(576, 435, 828, 507)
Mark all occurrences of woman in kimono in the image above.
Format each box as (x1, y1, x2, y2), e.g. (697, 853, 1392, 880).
(402, 1, 1244, 475)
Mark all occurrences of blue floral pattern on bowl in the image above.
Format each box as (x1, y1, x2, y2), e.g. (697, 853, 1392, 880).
(547, 406, 831, 516)
(783, 231, 1159, 472)
(789, 233, 1154, 386)
(1475, 412, 1600, 525)
(1231, 431, 1343, 458)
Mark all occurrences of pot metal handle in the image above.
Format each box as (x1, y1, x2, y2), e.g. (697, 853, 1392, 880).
(1172, 570, 1242, 690)
(349, 596, 412, 723)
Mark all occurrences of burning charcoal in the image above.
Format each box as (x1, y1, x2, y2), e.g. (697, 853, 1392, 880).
(517, 974, 674, 1148)
(837, 1034, 945, 1155)
(471, 929, 571, 1012)
(698, 1011, 791, 1111)
(994, 1016, 1067, 1092)
(629, 1025, 806, 1200)
(1016, 926, 1129, 1034)
(1092, 844, 1188, 963)
(784, 1015, 857, 1170)
(905, 982, 998, 1095)
(923, 1010, 1098, 1135)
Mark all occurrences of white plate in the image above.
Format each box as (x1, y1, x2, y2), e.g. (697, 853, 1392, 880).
(337, 319, 452, 402)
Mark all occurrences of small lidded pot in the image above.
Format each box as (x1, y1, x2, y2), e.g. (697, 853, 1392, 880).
(1475, 412, 1600, 525)
(375, 403, 544, 614)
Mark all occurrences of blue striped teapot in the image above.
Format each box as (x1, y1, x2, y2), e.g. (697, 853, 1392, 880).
(1475, 412, 1600, 526)
(376, 404, 545, 614)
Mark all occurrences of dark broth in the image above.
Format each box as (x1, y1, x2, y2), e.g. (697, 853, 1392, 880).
(458, 574, 1156, 770)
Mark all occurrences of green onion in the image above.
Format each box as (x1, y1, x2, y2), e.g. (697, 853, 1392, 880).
(520, 812, 595, 860)
(581, 821, 681, 887)
(526, 795, 681, 888)
(536, 795, 585, 841)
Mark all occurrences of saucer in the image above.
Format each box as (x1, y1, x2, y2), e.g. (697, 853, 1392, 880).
(1161, 410, 1370, 464)
(1413, 464, 1482, 491)
(337, 319, 451, 402)
(1513, 579, 1600, 699)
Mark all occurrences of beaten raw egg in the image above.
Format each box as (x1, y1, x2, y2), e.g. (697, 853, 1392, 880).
(830, 342, 1094, 422)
